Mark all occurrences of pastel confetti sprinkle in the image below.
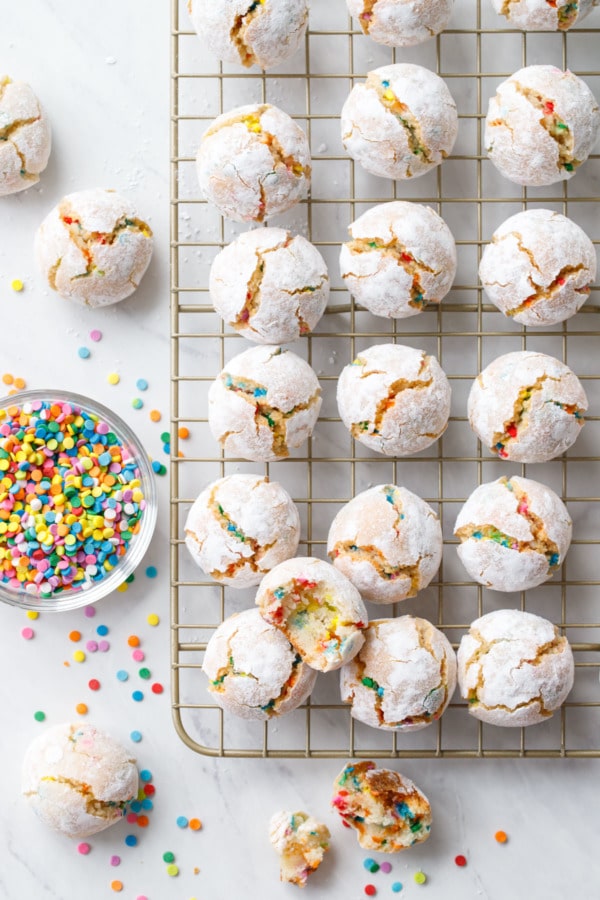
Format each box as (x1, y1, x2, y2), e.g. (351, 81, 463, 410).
(75, 702, 88, 715)
(88, 679, 100, 691)
(2, 374, 13, 385)
(189, 818, 202, 831)
(125, 835, 138, 847)
(455, 854, 467, 867)
(107, 373, 120, 385)
(84, 605, 96, 618)
(495, 830, 508, 843)
(117, 670, 129, 682)
(26, 610, 38, 619)
(21, 627, 34, 640)
(364, 859, 379, 873)
(132, 690, 144, 702)
(177, 816, 189, 828)
(166, 865, 179, 877)
(414, 872, 427, 885)
(11, 279, 24, 292)
(77, 842, 91, 855)
(151, 460, 167, 475)
(97, 624, 109, 636)
(163, 851, 175, 863)
(136, 379, 148, 392)
(89, 330, 102, 342)
(110, 855, 121, 867)
(145, 566, 157, 579)
(132, 398, 143, 410)
(140, 769, 153, 782)
(147, 613, 159, 626)
(34, 710, 45, 721)
(149, 409, 161, 422)
(78, 347, 91, 360)
(132, 649, 145, 661)
(86, 640, 98, 652)
(130, 730, 142, 742)
(392, 884, 403, 893)
(98, 640, 110, 652)
(73, 650, 86, 663)
(381, 862, 392, 874)
(151, 682, 164, 694)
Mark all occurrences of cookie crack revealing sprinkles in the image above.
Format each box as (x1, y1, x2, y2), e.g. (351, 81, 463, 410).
(367, 73, 433, 171)
(233, 232, 293, 332)
(34, 776, 131, 819)
(514, 82, 579, 173)
(203, 485, 274, 579)
(358, 0, 379, 32)
(343, 237, 439, 308)
(506, 263, 588, 316)
(230, 0, 266, 67)
(350, 353, 433, 440)
(490, 373, 552, 457)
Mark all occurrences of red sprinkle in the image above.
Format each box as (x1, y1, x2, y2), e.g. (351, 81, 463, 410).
(143, 783, 155, 796)
(88, 679, 101, 691)
(506, 425, 517, 438)
(455, 854, 467, 867)
(365, 886, 377, 897)
(151, 682, 164, 694)
(126, 813, 137, 824)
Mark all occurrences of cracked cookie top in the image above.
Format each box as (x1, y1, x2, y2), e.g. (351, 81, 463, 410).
(188, 0, 308, 70)
(35, 188, 154, 308)
(347, 0, 454, 47)
(491, 0, 597, 31)
(457, 609, 575, 727)
(197, 103, 311, 223)
(22, 722, 138, 838)
(203, 608, 317, 720)
(485, 65, 600, 186)
(184, 474, 300, 588)
(210, 227, 329, 344)
(269, 810, 330, 886)
(340, 616, 457, 731)
(468, 350, 587, 463)
(341, 63, 458, 180)
(340, 200, 457, 320)
(0, 75, 51, 196)
(454, 475, 572, 592)
(327, 484, 443, 604)
(208, 345, 322, 461)
(337, 343, 451, 457)
(479, 208, 596, 327)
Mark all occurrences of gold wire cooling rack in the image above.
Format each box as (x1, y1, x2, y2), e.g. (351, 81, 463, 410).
(170, 0, 600, 758)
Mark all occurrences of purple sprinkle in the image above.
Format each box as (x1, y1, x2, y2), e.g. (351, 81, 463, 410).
(86, 640, 99, 653)
(381, 862, 392, 874)
(110, 855, 121, 867)
(98, 640, 110, 652)
(96, 422, 109, 435)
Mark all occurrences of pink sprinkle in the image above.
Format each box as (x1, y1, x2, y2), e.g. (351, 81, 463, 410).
(126, 813, 137, 824)
(86, 640, 99, 653)
(77, 842, 91, 855)
(132, 649, 145, 662)
(21, 627, 34, 640)
(90, 329, 103, 342)
(380, 862, 392, 874)
(84, 606, 96, 618)
(110, 855, 121, 867)
(98, 640, 110, 652)
(136, 896, 148, 900)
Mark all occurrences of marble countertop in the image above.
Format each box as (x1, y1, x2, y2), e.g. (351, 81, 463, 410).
(1, 1, 599, 898)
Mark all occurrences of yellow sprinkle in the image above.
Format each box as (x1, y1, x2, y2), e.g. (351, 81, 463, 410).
(383, 89, 394, 101)
(73, 650, 86, 663)
(117, 582, 129, 593)
(147, 613, 160, 627)
(26, 610, 39, 620)
(107, 373, 120, 385)
(11, 279, 24, 292)
(166, 865, 179, 877)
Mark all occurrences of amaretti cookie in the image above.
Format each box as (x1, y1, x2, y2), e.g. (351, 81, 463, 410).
(203, 609, 317, 720)
(210, 228, 329, 344)
(479, 209, 595, 327)
(457, 609, 575, 726)
(0, 76, 51, 196)
(340, 201, 457, 319)
(327, 485, 442, 604)
(468, 350, 587, 462)
(454, 476, 572, 592)
(269, 811, 331, 887)
(340, 617, 457, 731)
(491, 0, 597, 31)
(185, 474, 300, 588)
(197, 104, 311, 223)
(188, 0, 308, 70)
(255, 557, 367, 672)
(341, 64, 458, 180)
(332, 761, 432, 851)
(35, 189, 153, 307)
(22, 723, 138, 838)
(485, 65, 600, 186)
(348, 0, 454, 47)
(337, 344, 451, 457)
(208, 345, 322, 461)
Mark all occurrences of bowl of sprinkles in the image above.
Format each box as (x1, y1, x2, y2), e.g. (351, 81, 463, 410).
(0, 390, 157, 610)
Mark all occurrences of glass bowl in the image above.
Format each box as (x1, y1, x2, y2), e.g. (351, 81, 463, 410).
(0, 389, 157, 612)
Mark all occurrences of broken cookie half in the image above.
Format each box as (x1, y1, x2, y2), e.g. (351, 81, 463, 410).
(269, 810, 330, 887)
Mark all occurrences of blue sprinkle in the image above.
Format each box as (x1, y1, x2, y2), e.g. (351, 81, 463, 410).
(136, 378, 149, 391)
(363, 858, 377, 871)
(176, 816, 189, 828)
(146, 565, 157, 579)
(130, 801, 142, 813)
(130, 730, 142, 743)
(140, 769, 153, 783)
(549, 553, 560, 566)
(152, 460, 161, 473)
(96, 624, 109, 636)
(392, 883, 403, 893)
(78, 346, 91, 359)
(141, 798, 153, 810)
(125, 834, 138, 847)
(132, 690, 144, 702)
(116, 670, 129, 682)
(253, 387, 267, 397)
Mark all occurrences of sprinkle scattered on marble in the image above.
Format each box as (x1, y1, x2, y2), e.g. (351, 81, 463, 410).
(414, 871, 427, 885)
(147, 612, 159, 626)
(149, 409, 161, 422)
(89, 679, 100, 691)
(78, 347, 91, 360)
(34, 710, 45, 721)
(77, 842, 91, 855)
(89, 330, 102, 342)
(136, 379, 148, 392)
(22, 626, 34, 640)
(455, 854, 467, 866)
(125, 835, 138, 847)
(130, 730, 142, 742)
(110, 855, 121, 867)
(145, 566, 157, 579)
(117, 670, 129, 682)
(75, 702, 88, 715)
(495, 830, 508, 844)
(11, 279, 24, 292)
(108, 373, 120, 385)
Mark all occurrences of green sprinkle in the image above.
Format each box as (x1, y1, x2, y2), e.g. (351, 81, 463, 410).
(34, 711, 46, 722)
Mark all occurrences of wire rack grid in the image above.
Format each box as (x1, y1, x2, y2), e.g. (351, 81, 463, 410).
(170, 0, 600, 758)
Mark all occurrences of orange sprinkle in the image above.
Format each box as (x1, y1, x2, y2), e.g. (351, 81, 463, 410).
(75, 703, 88, 715)
(110, 881, 123, 892)
(178, 427, 190, 440)
(127, 635, 140, 647)
(137, 815, 149, 827)
(495, 830, 508, 844)
(14, 377, 25, 390)
(150, 409, 162, 423)
(189, 818, 202, 831)
(69, 630, 81, 642)
(2, 374, 14, 385)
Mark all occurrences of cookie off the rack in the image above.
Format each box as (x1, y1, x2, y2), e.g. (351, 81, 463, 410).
(347, 0, 454, 47)
(0, 75, 51, 196)
(490, 0, 597, 30)
(269, 811, 330, 886)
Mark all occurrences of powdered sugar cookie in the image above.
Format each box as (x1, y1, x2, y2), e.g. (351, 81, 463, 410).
(468, 350, 587, 462)
(485, 65, 600, 186)
(210, 228, 329, 343)
(340, 617, 457, 731)
(479, 209, 595, 327)
(185, 474, 300, 588)
(203, 609, 317, 720)
(491, 0, 597, 31)
(340, 201, 457, 319)
(348, 0, 454, 47)
(332, 761, 432, 851)
(197, 104, 311, 223)
(208, 346, 322, 461)
(269, 811, 330, 886)
(0, 76, 51, 196)
(327, 485, 442, 604)
(256, 557, 368, 672)
(337, 344, 451, 457)
(457, 609, 574, 726)
(35, 189, 153, 307)
(454, 476, 572, 592)
(341, 64, 458, 180)
(188, 0, 308, 70)
(22, 723, 138, 838)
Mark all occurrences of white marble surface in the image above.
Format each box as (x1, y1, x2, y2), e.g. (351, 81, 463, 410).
(1, 1, 600, 899)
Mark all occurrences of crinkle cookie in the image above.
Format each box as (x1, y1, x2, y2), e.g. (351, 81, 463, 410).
(203, 609, 317, 720)
(485, 65, 600, 186)
(185, 474, 300, 588)
(332, 761, 432, 851)
(210, 228, 329, 344)
(269, 811, 331, 886)
(35, 189, 153, 308)
(341, 64, 458, 180)
(457, 609, 575, 726)
(340, 202, 457, 319)
(0, 76, 51, 196)
(208, 346, 322, 461)
(255, 557, 368, 672)
(327, 485, 442, 604)
(340, 617, 457, 731)
(22, 723, 138, 838)
(197, 104, 311, 223)
(454, 476, 572, 592)
(491, 0, 598, 31)
(348, 0, 454, 47)
(468, 350, 587, 463)
(337, 344, 451, 457)
(479, 209, 595, 327)
(187, 0, 308, 70)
